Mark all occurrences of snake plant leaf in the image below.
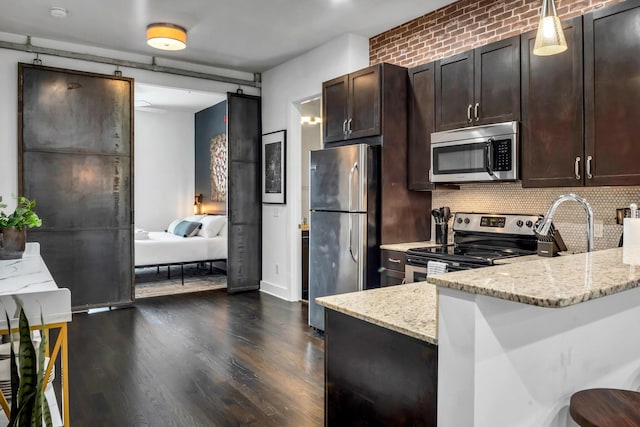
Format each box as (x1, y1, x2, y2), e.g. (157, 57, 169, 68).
(17, 308, 36, 427)
(34, 311, 52, 427)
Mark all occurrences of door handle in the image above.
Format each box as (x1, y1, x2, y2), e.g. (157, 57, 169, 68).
(474, 103, 480, 121)
(485, 138, 495, 177)
(388, 258, 402, 264)
(342, 120, 347, 135)
(347, 118, 353, 134)
(586, 155, 593, 179)
(575, 157, 581, 180)
(467, 104, 473, 123)
(348, 162, 359, 263)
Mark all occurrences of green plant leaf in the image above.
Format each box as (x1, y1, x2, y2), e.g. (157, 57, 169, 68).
(17, 309, 36, 426)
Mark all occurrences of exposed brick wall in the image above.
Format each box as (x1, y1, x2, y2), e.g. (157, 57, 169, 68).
(370, 0, 623, 68)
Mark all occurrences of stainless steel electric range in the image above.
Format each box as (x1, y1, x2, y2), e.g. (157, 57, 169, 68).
(405, 212, 541, 283)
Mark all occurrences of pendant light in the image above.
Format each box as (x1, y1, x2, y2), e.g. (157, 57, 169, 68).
(146, 23, 187, 51)
(533, 0, 567, 56)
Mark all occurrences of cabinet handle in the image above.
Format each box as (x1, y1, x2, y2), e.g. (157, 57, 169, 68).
(586, 155, 593, 179)
(474, 103, 480, 121)
(388, 258, 402, 264)
(347, 118, 352, 134)
(467, 104, 473, 123)
(574, 156, 581, 180)
(343, 120, 347, 135)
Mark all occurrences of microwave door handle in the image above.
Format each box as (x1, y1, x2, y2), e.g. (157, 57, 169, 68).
(485, 138, 495, 177)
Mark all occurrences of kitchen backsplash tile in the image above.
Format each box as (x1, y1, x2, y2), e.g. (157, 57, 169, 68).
(432, 183, 640, 252)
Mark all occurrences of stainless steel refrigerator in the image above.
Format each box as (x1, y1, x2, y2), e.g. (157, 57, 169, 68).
(308, 143, 379, 331)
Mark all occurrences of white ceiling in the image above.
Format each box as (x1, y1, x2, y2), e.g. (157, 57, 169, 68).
(0, 0, 456, 111)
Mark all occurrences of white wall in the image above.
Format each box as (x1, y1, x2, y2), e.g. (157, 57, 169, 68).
(134, 110, 194, 231)
(0, 32, 258, 216)
(260, 33, 369, 301)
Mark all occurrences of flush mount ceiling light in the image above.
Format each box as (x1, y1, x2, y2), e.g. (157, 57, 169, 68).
(533, 0, 568, 56)
(146, 23, 187, 51)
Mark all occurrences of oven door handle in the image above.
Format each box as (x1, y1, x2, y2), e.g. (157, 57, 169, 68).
(485, 138, 495, 177)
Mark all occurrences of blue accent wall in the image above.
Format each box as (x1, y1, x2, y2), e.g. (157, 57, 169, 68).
(195, 100, 227, 214)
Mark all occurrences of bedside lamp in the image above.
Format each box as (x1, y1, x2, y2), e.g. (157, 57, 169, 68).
(193, 194, 203, 214)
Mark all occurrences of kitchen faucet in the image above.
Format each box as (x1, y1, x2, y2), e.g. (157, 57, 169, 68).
(536, 193, 595, 252)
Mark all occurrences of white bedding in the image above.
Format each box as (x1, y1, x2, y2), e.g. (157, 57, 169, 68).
(134, 231, 227, 267)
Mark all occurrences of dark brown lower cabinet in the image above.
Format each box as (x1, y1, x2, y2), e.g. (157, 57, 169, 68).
(325, 309, 437, 426)
(380, 249, 406, 287)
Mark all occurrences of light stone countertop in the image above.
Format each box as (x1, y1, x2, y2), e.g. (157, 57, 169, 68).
(0, 242, 72, 328)
(380, 241, 440, 252)
(428, 247, 640, 308)
(316, 282, 438, 345)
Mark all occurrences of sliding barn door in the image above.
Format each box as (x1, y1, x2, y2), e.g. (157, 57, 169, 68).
(226, 93, 262, 293)
(19, 64, 134, 310)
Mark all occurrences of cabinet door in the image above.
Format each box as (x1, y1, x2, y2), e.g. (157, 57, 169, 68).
(380, 268, 406, 287)
(323, 74, 349, 143)
(435, 51, 474, 131)
(521, 17, 584, 188)
(408, 63, 436, 190)
(474, 36, 521, 125)
(348, 65, 381, 139)
(584, 0, 640, 186)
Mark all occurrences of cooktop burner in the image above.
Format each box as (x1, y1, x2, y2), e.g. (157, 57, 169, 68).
(406, 212, 542, 269)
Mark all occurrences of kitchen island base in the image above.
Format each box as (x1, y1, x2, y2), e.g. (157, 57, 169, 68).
(325, 309, 437, 426)
(438, 286, 640, 427)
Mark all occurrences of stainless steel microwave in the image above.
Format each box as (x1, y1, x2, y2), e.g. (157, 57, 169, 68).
(429, 121, 519, 183)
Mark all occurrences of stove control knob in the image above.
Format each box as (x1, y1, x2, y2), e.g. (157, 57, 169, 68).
(464, 218, 470, 224)
(457, 218, 463, 224)
(516, 220, 524, 227)
(526, 220, 534, 228)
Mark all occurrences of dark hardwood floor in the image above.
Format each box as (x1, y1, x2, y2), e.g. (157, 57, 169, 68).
(68, 290, 324, 426)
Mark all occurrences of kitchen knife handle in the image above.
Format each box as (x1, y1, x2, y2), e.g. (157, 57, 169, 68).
(474, 103, 480, 121)
(467, 104, 473, 123)
(586, 155, 593, 179)
(574, 157, 581, 180)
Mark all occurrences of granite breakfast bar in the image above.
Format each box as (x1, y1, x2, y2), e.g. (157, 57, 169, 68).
(317, 247, 640, 426)
(430, 247, 640, 427)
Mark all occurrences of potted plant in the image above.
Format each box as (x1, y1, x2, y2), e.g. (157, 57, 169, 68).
(4, 309, 53, 427)
(0, 196, 42, 260)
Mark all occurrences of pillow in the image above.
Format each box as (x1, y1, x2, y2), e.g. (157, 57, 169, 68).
(172, 220, 202, 237)
(165, 218, 182, 234)
(183, 214, 207, 222)
(218, 220, 228, 238)
(197, 215, 226, 238)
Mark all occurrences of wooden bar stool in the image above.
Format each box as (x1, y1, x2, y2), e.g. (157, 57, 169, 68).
(570, 388, 640, 426)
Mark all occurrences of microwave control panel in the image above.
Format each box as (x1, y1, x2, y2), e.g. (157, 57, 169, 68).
(492, 139, 512, 171)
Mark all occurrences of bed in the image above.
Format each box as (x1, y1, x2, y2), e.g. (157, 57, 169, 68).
(134, 214, 227, 284)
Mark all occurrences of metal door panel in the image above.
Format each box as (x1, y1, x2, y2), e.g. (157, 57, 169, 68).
(309, 144, 368, 212)
(308, 211, 365, 330)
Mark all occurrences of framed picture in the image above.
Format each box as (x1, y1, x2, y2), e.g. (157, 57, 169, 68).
(262, 130, 286, 204)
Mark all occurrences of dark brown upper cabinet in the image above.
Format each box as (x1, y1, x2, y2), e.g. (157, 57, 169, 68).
(435, 37, 520, 132)
(408, 62, 436, 190)
(521, 17, 584, 188)
(322, 65, 380, 144)
(584, 0, 640, 186)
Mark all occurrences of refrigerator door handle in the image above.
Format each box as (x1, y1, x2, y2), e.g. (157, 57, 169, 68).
(348, 162, 359, 263)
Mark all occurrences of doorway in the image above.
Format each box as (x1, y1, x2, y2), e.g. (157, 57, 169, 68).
(299, 97, 321, 302)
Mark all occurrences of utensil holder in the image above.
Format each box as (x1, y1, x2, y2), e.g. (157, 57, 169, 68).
(435, 223, 448, 245)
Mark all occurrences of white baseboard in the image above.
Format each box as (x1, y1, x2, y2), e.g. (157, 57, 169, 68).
(259, 280, 296, 301)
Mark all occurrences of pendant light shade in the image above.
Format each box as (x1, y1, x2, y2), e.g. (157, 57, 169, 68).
(146, 23, 187, 51)
(533, 0, 567, 56)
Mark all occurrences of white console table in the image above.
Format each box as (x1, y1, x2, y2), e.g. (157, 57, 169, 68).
(0, 242, 72, 426)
